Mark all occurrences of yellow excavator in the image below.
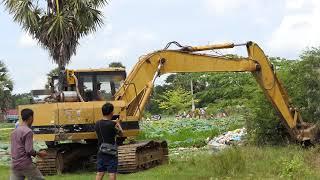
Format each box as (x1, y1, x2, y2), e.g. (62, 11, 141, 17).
(18, 41, 320, 175)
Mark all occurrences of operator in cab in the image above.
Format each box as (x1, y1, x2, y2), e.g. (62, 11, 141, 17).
(96, 82, 105, 101)
(95, 103, 123, 180)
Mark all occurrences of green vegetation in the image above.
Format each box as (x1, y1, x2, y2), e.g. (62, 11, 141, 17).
(0, 123, 13, 142)
(246, 53, 320, 145)
(0, 60, 34, 110)
(109, 62, 126, 68)
(137, 116, 244, 148)
(9, 93, 32, 108)
(156, 87, 194, 115)
(0, 128, 12, 142)
(0, 60, 13, 113)
(2, 146, 320, 179)
(0, 123, 14, 129)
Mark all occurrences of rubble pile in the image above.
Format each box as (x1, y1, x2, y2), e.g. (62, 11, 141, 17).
(208, 128, 246, 151)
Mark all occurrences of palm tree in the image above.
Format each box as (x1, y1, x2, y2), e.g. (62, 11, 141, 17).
(0, 60, 13, 115)
(45, 67, 59, 89)
(4, 0, 108, 90)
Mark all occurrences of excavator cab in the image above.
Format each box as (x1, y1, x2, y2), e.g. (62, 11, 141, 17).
(73, 68, 126, 101)
(47, 67, 126, 102)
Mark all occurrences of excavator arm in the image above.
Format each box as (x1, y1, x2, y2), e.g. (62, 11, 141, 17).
(115, 41, 319, 142)
(27, 41, 320, 175)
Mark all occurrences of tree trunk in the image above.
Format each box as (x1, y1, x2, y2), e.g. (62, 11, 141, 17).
(58, 63, 65, 92)
(191, 79, 195, 111)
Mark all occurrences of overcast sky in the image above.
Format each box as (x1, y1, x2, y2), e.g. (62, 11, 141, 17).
(1, 0, 320, 93)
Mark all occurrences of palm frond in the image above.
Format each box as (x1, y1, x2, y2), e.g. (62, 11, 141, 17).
(4, 0, 108, 67)
(89, 0, 108, 7)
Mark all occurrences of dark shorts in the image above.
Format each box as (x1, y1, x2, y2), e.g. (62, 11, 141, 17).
(97, 154, 118, 173)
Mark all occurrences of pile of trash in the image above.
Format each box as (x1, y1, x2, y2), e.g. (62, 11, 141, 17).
(208, 128, 246, 151)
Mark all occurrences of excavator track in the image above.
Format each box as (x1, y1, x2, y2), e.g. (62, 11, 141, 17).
(36, 141, 168, 175)
(36, 143, 97, 176)
(36, 148, 63, 176)
(118, 140, 168, 173)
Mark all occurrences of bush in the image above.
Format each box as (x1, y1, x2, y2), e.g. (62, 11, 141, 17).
(246, 52, 320, 145)
(279, 154, 310, 178)
(245, 90, 291, 145)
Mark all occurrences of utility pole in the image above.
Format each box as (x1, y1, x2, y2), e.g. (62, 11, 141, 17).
(191, 79, 195, 111)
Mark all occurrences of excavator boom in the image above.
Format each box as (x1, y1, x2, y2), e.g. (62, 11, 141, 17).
(116, 41, 319, 142)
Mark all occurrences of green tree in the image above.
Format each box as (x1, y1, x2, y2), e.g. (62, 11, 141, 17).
(195, 72, 256, 108)
(4, 0, 108, 90)
(0, 60, 13, 113)
(45, 67, 59, 89)
(145, 85, 167, 114)
(9, 93, 32, 108)
(109, 62, 125, 68)
(246, 88, 291, 145)
(246, 53, 320, 145)
(156, 87, 194, 115)
(285, 49, 320, 121)
(162, 71, 257, 114)
(165, 73, 205, 93)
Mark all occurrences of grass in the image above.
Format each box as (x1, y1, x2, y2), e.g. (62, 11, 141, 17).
(2, 146, 320, 179)
(0, 123, 14, 142)
(3, 118, 320, 179)
(0, 123, 14, 129)
(0, 129, 12, 141)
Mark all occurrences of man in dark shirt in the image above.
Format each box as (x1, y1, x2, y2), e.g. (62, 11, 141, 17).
(95, 103, 123, 180)
(10, 108, 47, 180)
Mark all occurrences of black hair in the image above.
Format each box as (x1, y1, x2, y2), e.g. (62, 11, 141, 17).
(102, 102, 114, 116)
(97, 83, 101, 90)
(21, 108, 34, 121)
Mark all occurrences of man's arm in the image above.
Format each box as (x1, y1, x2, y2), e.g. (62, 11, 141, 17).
(25, 131, 47, 158)
(115, 119, 123, 136)
(24, 131, 36, 157)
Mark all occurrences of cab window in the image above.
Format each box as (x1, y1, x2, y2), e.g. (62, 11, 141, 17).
(97, 75, 112, 100)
